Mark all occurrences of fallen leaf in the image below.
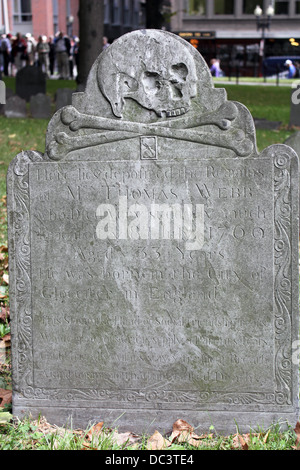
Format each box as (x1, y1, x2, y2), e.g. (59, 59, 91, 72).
(263, 429, 271, 444)
(111, 431, 140, 448)
(146, 430, 172, 450)
(0, 308, 9, 323)
(86, 421, 104, 441)
(293, 422, 300, 450)
(170, 419, 207, 447)
(2, 274, 9, 284)
(0, 388, 12, 408)
(172, 419, 194, 433)
(232, 433, 249, 450)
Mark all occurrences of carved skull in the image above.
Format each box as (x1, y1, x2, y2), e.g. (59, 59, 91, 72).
(97, 31, 198, 119)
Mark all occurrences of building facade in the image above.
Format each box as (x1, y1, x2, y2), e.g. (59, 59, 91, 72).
(170, 0, 300, 75)
(0, 0, 145, 41)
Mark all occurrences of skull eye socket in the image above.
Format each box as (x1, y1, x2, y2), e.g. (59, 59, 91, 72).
(171, 63, 188, 82)
(142, 71, 162, 92)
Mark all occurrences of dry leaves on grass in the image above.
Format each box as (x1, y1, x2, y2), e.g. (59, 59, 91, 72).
(146, 430, 172, 450)
(83, 421, 140, 450)
(0, 388, 12, 407)
(0, 307, 9, 323)
(146, 419, 212, 450)
(169, 419, 211, 448)
(292, 422, 300, 450)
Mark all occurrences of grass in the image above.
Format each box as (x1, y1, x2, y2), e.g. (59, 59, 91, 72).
(0, 77, 299, 450)
(0, 417, 298, 450)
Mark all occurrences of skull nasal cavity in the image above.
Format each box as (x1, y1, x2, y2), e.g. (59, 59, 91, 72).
(171, 63, 188, 81)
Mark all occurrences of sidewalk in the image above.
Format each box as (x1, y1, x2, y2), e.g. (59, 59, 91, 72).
(213, 77, 294, 87)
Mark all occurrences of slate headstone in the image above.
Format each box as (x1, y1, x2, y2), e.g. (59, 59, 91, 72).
(7, 30, 299, 435)
(0, 87, 15, 115)
(16, 66, 46, 102)
(30, 93, 52, 119)
(290, 84, 300, 128)
(55, 88, 74, 111)
(4, 95, 27, 118)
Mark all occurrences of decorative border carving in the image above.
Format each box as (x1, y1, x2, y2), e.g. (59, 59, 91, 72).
(10, 151, 295, 409)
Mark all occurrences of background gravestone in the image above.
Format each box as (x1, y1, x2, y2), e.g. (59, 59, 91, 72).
(16, 66, 46, 102)
(0, 88, 15, 115)
(55, 88, 74, 111)
(30, 93, 52, 119)
(289, 85, 300, 128)
(285, 131, 300, 157)
(7, 30, 299, 435)
(4, 95, 27, 118)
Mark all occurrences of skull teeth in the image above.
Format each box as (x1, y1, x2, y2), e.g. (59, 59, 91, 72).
(158, 107, 188, 118)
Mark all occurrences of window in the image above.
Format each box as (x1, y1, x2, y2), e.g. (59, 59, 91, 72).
(13, 0, 32, 23)
(113, 0, 120, 24)
(297, 1, 300, 13)
(185, 0, 206, 16)
(243, 0, 263, 14)
(214, 0, 234, 14)
(123, 0, 130, 25)
(274, 1, 288, 14)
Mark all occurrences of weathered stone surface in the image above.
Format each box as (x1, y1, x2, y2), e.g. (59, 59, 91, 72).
(7, 30, 299, 434)
(16, 66, 46, 102)
(4, 95, 27, 118)
(30, 93, 52, 119)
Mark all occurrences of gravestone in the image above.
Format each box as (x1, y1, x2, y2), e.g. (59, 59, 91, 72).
(290, 84, 300, 128)
(285, 131, 300, 157)
(0, 88, 15, 115)
(16, 66, 46, 102)
(4, 95, 27, 118)
(7, 30, 299, 434)
(30, 93, 52, 119)
(55, 88, 74, 111)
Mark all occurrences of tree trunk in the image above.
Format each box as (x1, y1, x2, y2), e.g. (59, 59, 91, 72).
(145, 0, 164, 29)
(77, 0, 104, 88)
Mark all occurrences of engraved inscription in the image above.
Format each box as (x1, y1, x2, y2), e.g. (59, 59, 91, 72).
(28, 158, 276, 393)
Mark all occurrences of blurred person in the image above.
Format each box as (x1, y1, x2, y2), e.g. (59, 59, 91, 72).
(103, 36, 110, 50)
(55, 32, 71, 79)
(73, 37, 79, 79)
(48, 36, 55, 76)
(285, 59, 297, 79)
(2, 34, 12, 76)
(25, 33, 36, 66)
(0, 34, 12, 76)
(210, 58, 223, 77)
(37, 35, 50, 77)
(11, 33, 27, 75)
(69, 37, 75, 78)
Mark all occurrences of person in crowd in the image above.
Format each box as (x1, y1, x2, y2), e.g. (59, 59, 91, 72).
(48, 36, 55, 76)
(54, 31, 71, 79)
(103, 36, 110, 50)
(210, 58, 223, 77)
(72, 37, 80, 78)
(25, 32, 36, 66)
(285, 59, 297, 79)
(37, 35, 50, 77)
(0, 34, 12, 76)
(11, 33, 27, 75)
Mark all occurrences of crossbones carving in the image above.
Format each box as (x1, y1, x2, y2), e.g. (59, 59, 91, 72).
(47, 101, 254, 160)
